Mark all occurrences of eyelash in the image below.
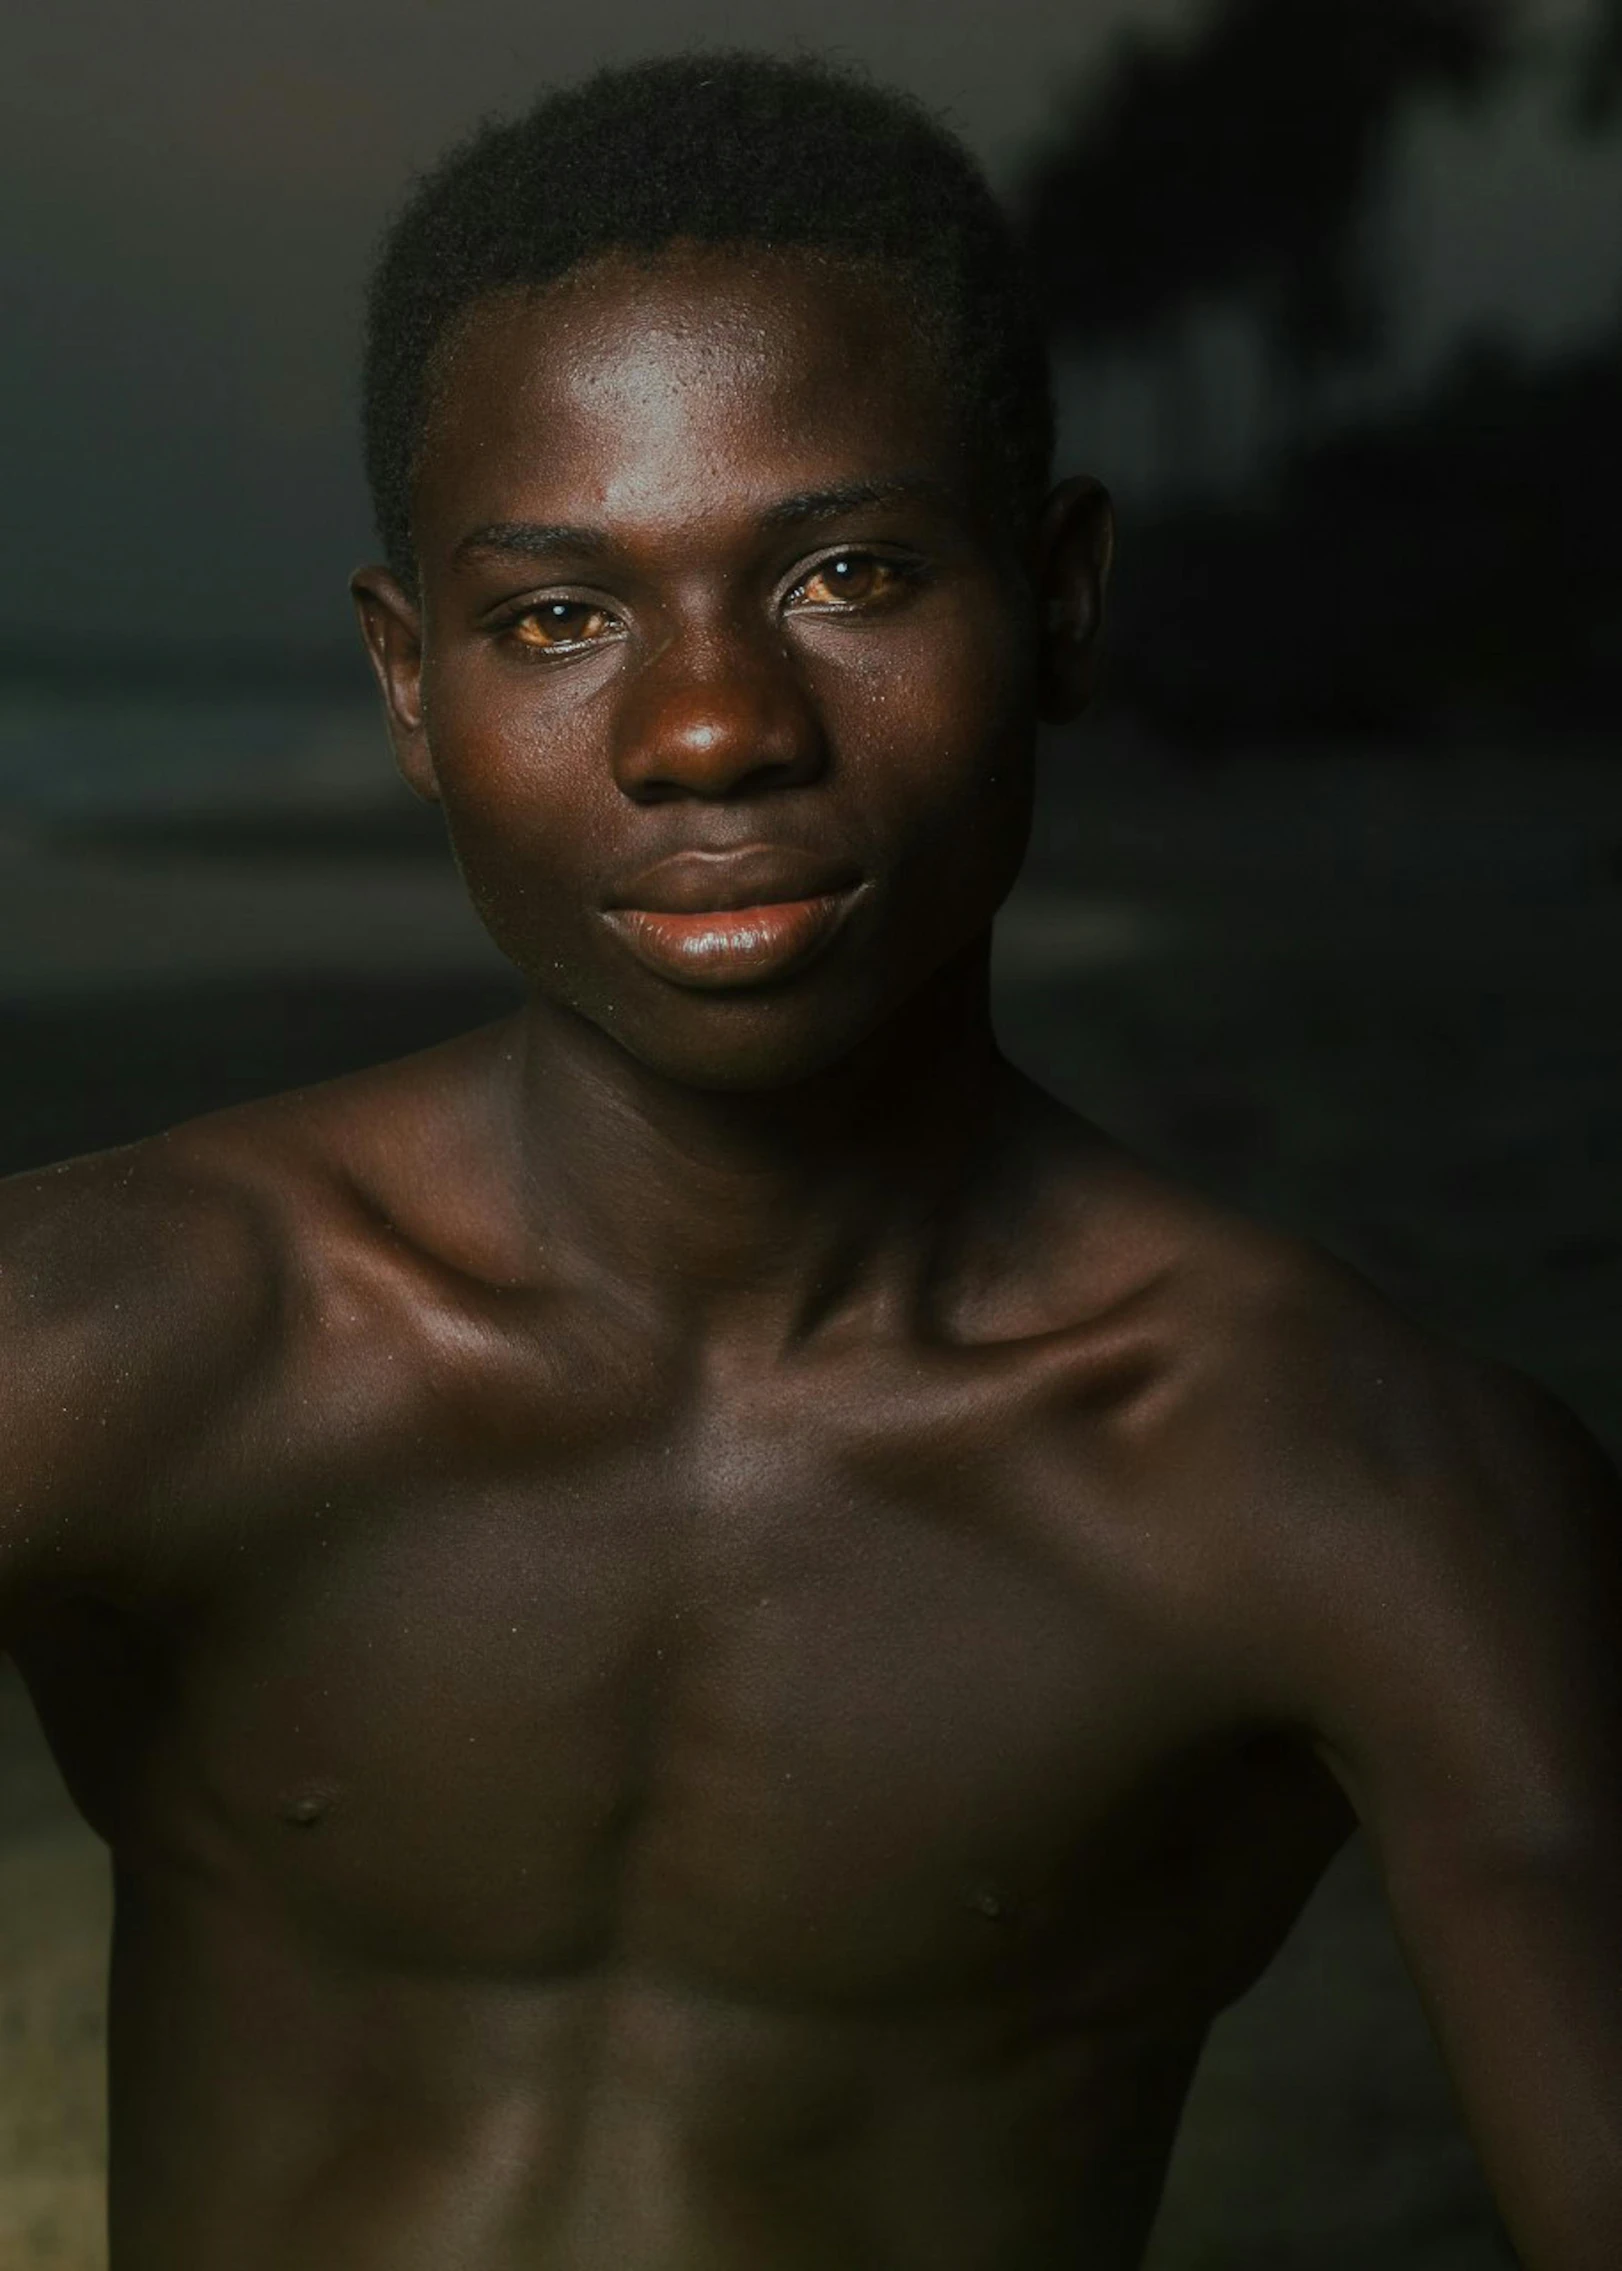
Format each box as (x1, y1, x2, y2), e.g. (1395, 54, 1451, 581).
(497, 549, 923, 656)
(784, 549, 924, 609)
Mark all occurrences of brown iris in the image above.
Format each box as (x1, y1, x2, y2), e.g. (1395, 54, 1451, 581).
(512, 601, 616, 650)
(792, 554, 902, 608)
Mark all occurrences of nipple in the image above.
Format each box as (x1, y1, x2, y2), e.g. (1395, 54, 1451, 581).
(279, 1782, 340, 1829)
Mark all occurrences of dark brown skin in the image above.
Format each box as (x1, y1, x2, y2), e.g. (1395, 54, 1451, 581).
(3, 246, 1620, 2269)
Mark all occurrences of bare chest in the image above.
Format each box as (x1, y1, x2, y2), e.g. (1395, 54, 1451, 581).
(47, 1375, 1291, 2010)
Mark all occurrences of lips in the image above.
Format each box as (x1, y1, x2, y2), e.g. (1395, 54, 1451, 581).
(603, 846, 863, 989)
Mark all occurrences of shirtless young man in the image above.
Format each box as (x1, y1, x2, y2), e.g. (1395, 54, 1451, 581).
(2, 51, 1618, 2271)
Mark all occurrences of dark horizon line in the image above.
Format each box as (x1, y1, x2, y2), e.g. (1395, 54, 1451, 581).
(0, 636, 374, 701)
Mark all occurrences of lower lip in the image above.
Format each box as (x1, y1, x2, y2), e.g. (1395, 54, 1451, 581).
(605, 894, 854, 989)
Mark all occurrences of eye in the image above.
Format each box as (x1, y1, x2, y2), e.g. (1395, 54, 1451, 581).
(787, 552, 911, 610)
(508, 599, 619, 652)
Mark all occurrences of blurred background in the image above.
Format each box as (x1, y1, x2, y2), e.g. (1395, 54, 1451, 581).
(2, 0, 1620, 2261)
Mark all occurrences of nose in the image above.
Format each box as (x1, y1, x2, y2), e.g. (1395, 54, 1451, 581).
(611, 620, 827, 803)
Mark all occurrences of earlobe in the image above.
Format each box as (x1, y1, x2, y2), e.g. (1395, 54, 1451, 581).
(1033, 476, 1114, 725)
(350, 565, 440, 804)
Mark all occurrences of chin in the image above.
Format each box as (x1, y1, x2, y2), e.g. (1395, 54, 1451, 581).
(491, 902, 997, 1095)
(593, 994, 893, 1095)
(501, 948, 910, 1094)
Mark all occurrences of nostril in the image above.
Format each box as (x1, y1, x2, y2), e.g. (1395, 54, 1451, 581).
(614, 698, 827, 800)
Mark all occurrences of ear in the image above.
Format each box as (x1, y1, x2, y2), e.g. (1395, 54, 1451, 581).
(350, 565, 439, 804)
(1031, 476, 1114, 724)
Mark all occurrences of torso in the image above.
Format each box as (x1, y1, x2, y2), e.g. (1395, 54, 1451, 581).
(2, 1034, 1356, 2270)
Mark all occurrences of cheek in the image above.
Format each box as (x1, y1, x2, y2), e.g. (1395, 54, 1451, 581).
(418, 663, 609, 973)
(831, 617, 1035, 854)
(424, 656, 589, 853)
(809, 628, 1035, 1003)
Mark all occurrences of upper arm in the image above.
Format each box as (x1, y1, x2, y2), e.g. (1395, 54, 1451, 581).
(0, 1141, 279, 1640)
(1240, 1339, 1622, 2268)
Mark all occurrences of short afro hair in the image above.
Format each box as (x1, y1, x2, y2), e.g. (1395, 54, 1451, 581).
(362, 51, 1055, 586)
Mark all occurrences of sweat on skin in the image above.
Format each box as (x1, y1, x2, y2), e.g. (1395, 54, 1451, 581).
(0, 72, 1617, 2271)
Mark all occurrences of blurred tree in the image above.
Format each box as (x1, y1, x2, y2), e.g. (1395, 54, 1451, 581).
(1102, 328, 1622, 737)
(1571, 0, 1622, 127)
(1023, 0, 1519, 474)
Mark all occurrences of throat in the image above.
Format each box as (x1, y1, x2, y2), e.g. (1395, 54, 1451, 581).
(504, 970, 1015, 1343)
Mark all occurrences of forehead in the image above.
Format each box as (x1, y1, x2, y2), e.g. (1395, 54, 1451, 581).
(412, 247, 968, 547)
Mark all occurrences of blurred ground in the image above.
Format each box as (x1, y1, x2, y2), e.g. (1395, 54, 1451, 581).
(1, 723, 1617, 2267)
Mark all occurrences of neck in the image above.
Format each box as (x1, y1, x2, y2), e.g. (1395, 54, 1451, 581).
(505, 948, 1017, 1345)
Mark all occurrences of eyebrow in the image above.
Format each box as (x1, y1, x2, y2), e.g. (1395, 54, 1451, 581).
(755, 475, 953, 528)
(451, 476, 953, 566)
(453, 521, 608, 565)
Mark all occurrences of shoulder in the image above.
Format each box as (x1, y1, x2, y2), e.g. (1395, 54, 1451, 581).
(1002, 1118, 1421, 1433)
(0, 1125, 281, 1485)
(1, 1125, 280, 1324)
(0, 1085, 361, 1603)
(0, 1018, 506, 1354)
(1026, 1133, 1554, 1483)
(1110, 1172, 1608, 1556)
(1144, 1198, 1605, 1542)
(1105, 1190, 1621, 1770)
(1014, 1130, 1616, 1687)
(0, 1026, 523, 1564)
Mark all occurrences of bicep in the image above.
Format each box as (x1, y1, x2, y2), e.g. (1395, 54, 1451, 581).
(1295, 1386, 1622, 2267)
(0, 1148, 273, 1636)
